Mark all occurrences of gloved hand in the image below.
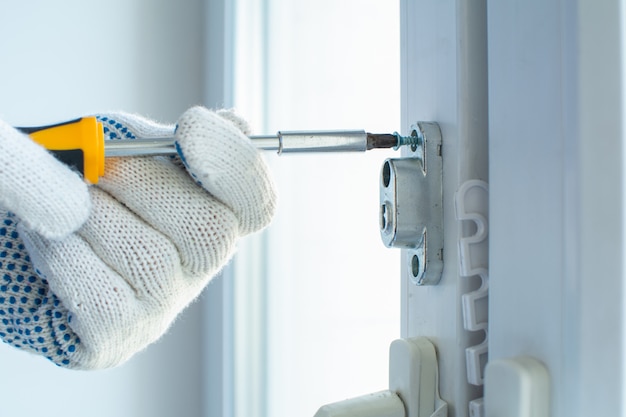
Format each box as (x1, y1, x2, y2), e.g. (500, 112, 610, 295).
(0, 106, 276, 369)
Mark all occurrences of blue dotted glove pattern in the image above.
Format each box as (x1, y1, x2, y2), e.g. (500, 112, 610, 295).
(0, 213, 80, 367)
(98, 116, 137, 140)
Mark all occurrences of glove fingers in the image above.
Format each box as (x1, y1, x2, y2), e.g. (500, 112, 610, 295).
(80, 187, 215, 307)
(96, 156, 240, 277)
(16, 183, 236, 369)
(0, 120, 90, 239)
(78, 187, 186, 300)
(175, 106, 277, 235)
(18, 225, 148, 369)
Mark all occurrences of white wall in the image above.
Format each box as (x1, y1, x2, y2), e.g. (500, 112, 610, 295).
(0, 1, 208, 416)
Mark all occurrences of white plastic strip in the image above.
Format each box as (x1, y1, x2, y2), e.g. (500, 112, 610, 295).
(456, 180, 489, 398)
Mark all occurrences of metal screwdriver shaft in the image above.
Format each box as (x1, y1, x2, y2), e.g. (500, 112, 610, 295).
(20, 116, 422, 184)
(103, 130, 418, 158)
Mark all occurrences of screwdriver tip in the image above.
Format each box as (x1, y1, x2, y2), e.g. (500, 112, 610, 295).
(366, 132, 420, 150)
(366, 133, 399, 150)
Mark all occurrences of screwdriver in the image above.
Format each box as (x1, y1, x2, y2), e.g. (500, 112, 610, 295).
(19, 116, 417, 184)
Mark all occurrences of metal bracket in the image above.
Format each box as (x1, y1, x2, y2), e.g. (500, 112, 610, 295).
(379, 122, 443, 285)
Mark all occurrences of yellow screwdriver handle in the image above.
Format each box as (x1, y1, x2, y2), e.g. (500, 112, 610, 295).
(18, 117, 105, 184)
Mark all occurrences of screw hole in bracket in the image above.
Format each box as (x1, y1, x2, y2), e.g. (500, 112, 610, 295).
(380, 201, 393, 233)
(411, 254, 420, 278)
(382, 161, 392, 188)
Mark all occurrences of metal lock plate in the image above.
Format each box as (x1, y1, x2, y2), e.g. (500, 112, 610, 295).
(379, 122, 443, 285)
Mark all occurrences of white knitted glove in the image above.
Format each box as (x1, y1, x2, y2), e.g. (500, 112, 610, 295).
(0, 106, 276, 369)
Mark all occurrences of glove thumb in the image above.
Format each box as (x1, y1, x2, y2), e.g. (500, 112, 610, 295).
(0, 120, 91, 239)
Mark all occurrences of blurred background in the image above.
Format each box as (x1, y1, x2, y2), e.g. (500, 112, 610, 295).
(0, 1, 400, 416)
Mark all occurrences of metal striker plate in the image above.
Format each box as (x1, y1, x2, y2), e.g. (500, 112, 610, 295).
(379, 122, 443, 285)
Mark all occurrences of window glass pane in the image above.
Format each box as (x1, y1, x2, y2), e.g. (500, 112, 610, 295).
(232, 1, 401, 416)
